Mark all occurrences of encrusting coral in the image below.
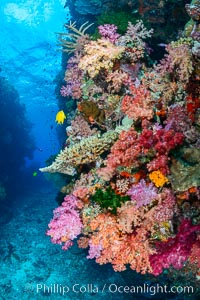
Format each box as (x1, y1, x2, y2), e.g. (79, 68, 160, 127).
(41, 10, 200, 284)
(170, 148, 200, 191)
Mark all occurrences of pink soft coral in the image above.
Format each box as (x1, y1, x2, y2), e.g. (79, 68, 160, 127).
(152, 188, 177, 223)
(62, 57, 83, 99)
(121, 84, 154, 121)
(147, 155, 170, 175)
(127, 179, 158, 208)
(106, 128, 141, 169)
(47, 195, 83, 250)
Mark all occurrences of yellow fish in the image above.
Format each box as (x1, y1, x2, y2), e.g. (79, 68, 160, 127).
(55, 110, 66, 125)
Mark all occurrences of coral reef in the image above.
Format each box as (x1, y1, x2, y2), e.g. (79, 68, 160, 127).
(42, 7, 200, 285)
(66, 0, 190, 44)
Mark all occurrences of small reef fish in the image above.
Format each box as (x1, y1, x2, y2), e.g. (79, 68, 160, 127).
(55, 110, 66, 125)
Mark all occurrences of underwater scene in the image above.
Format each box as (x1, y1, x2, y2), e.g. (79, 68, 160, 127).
(0, 0, 200, 299)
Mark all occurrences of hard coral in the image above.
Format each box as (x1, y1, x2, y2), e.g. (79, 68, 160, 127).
(40, 130, 118, 175)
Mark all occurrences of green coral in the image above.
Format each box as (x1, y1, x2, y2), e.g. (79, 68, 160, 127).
(81, 79, 96, 100)
(91, 10, 141, 40)
(170, 147, 200, 191)
(91, 186, 130, 214)
(171, 37, 193, 48)
(97, 11, 140, 34)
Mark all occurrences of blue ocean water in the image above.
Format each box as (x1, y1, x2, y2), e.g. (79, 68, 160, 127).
(0, 0, 69, 165)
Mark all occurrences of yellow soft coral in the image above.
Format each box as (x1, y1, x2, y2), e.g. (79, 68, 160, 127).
(79, 39, 125, 78)
(149, 170, 169, 187)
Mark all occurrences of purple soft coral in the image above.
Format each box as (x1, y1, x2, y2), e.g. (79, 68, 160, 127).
(127, 179, 158, 208)
(98, 24, 120, 43)
(150, 219, 200, 276)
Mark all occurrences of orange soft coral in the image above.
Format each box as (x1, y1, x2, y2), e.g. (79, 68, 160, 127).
(87, 212, 155, 274)
(149, 170, 169, 187)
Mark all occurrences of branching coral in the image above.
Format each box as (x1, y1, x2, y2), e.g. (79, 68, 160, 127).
(39, 130, 118, 175)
